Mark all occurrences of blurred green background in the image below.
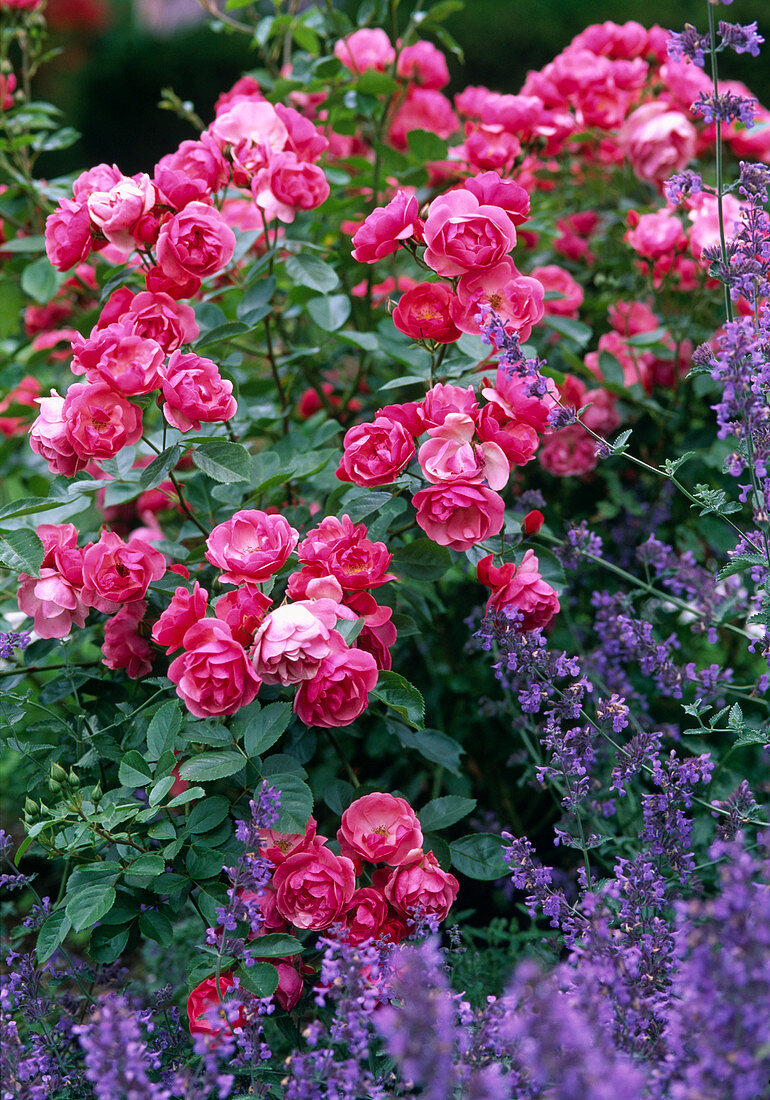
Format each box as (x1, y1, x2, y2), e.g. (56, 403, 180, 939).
(37, 0, 770, 177)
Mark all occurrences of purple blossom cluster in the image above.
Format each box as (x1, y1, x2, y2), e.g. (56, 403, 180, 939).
(0, 629, 30, 659)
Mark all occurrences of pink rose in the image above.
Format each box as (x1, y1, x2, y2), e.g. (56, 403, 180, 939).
(625, 210, 686, 261)
(413, 481, 505, 551)
(29, 390, 81, 476)
(156, 134, 229, 198)
(530, 264, 584, 318)
(475, 404, 539, 467)
(477, 548, 560, 631)
(423, 187, 517, 277)
(44, 200, 92, 271)
(293, 640, 378, 728)
(351, 191, 423, 264)
(155, 201, 236, 283)
(464, 123, 522, 173)
(619, 101, 697, 184)
(293, 515, 394, 592)
(18, 569, 88, 639)
(214, 587, 272, 647)
(86, 173, 156, 250)
(254, 152, 329, 222)
(208, 100, 288, 186)
(337, 416, 416, 487)
(334, 28, 395, 74)
(152, 581, 208, 653)
(270, 961, 304, 1011)
(187, 974, 245, 1038)
(251, 599, 343, 686)
(396, 41, 449, 90)
(82, 531, 166, 613)
(421, 383, 479, 429)
(608, 300, 658, 337)
(160, 350, 237, 432)
(343, 591, 397, 671)
(538, 425, 598, 478)
(383, 851, 459, 922)
(62, 382, 143, 461)
(481, 368, 558, 434)
(454, 261, 544, 341)
(168, 619, 261, 718)
(464, 172, 530, 225)
(392, 282, 462, 345)
(121, 291, 199, 351)
(102, 600, 153, 678)
(388, 88, 459, 151)
(275, 103, 329, 162)
(260, 817, 326, 868)
(418, 412, 509, 491)
(206, 510, 299, 585)
(338, 792, 423, 866)
(71, 324, 165, 396)
(273, 847, 356, 930)
(343, 887, 390, 945)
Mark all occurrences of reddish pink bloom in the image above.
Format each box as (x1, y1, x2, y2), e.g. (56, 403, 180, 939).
(71, 163, 122, 203)
(625, 209, 686, 261)
(464, 172, 530, 226)
(120, 291, 199, 351)
(338, 792, 423, 866)
(187, 974, 245, 1038)
(251, 598, 343, 686)
(156, 134, 230, 198)
(0, 376, 40, 438)
(392, 282, 461, 345)
(214, 75, 263, 114)
(294, 514, 395, 592)
(343, 591, 397, 671)
(214, 586, 272, 647)
(160, 350, 237, 432)
(383, 851, 459, 922)
(423, 188, 517, 277)
(206, 510, 299, 585)
(293, 640, 378, 728)
(82, 531, 166, 613)
(522, 509, 545, 535)
(44, 199, 92, 271)
(530, 264, 584, 318)
(273, 846, 356, 930)
(156, 201, 236, 283)
(477, 548, 559, 630)
(475, 405, 540, 467)
(71, 323, 165, 396)
(481, 368, 558, 434)
(29, 391, 81, 477)
(343, 887, 390, 945)
(454, 261, 545, 341)
(464, 124, 522, 173)
(538, 425, 599, 478)
(413, 481, 505, 551)
(18, 569, 88, 639)
(337, 416, 416, 487)
(102, 600, 153, 678)
(260, 817, 326, 868)
(168, 619, 260, 718)
(62, 381, 143, 461)
(376, 399, 427, 437)
(334, 28, 395, 74)
(396, 41, 449, 89)
(152, 581, 208, 653)
(351, 191, 423, 264)
(270, 961, 304, 1011)
(619, 101, 697, 184)
(388, 88, 459, 151)
(275, 103, 329, 161)
(421, 382, 479, 429)
(253, 152, 329, 223)
(608, 299, 658, 337)
(418, 412, 509, 491)
(144, 265, 201, 300)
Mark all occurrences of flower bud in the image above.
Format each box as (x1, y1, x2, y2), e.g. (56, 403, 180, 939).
(522, 509, 544, 536)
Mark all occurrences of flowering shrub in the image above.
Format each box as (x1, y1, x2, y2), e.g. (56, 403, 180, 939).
(1, 0, 769, 1096)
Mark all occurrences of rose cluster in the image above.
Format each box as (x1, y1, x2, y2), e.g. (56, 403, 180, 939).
(188, 792, 459, 1033)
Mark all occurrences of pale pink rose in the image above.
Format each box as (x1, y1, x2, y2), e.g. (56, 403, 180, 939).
(122, 291, 199, 351)
(464, 172, 530, 226)
(338, 792, 423, 866)
(214, 587, 272, 646)
(251, 599, 344, 686)
(418, 412, 509, 491)
(475, 405, 540, 466)
(334, 28, 395, 74)
(388, 88, 459, 151)
(619, 101, 697, 184)
(160, 350, 237, 432)
(62, 382, 143, 461)
(152, 581, 208, 653)
(273, 846, 356, 930)
(477, 548, 560, 631)
(454, 261, 545, 341)
(391, 283, 462, 345)
(293, 514, 394, 593)
(168, 618, 261, 718)
(530, 264, 584, 318)
(481, 367, 558, 434)
(86, 174, 156, 250)
(336, 416, 416, 487)
(29, 390, 81, 476)
(37, 523, 81, 572)
(343, 887, 391, 945)
(538, 425, 598, 477)
(81, 531, 166, 613)
(206, 510, 299, 585)
(44, 199, 92, 271)
(396, 41, 449, 89)
(102, 600, 153, 678)
(420, 382, 478, 429)
(423, 188, 516, 277)
(351, 191, 423, 264)
(383, 850, 459, 922)
(71, 323, 165, 396)
(18, 569, 88, 639)
(208, 100, 289, 185)
(625, 210, 686, 260)
(155, 201, 236, 283)
(293, 639, 378, 728)
(343, 591, 397, 671)
(413, 480, 505, 551)
(260, 817, 326, 868)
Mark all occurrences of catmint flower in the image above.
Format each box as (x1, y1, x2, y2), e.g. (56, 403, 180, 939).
(692, 90, 756, 127)
(719, 20, 764, 56)
(0, 630, 31, 659)
(74, 994, 169, 1100)
(667, 24, 710, 67)
(664, 169, 703, 205)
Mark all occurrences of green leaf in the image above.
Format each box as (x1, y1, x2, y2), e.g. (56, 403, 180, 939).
(371, 670, 425, 730)
(269, 773, 313, 833)
(238, 701, 292, 757)
(21, 256, 61, 303)
(238, 961, 279, 997)
(307, 293, 351, 331)
(195, 320, 251, 350)
(187, 796, 231, 835)
(36, 909, 71, 965)
(178, 751, 245, 782)
(124, 853, 165, 880)
(0, 234, 45, 253)
(139, 445, 184, 492)
(167, 786, 206, 807)
(449, 834, 508, 880)
(395, 727, 464, 776)
(323, 778, 355, 815)
(192, 441, 252, 484)
(139, 909, 174, 943)
(598, 351, 625, 387)
(236, 275, 276, 324)
(406, 129, 448, 161)
(543, 315, 592, 348)
(147, 701, 183, 760)
(393, 539, 452, 582)
(148, 776, 175, 806)
(285, 253, 339, 294)
(419, 796, 476, 832)
(249, 933, 303, 957)
(66, 884, 117, 932)
(89, 924, 130, 964)
(0, 529, 44, 576)
(118, 750, 153, 788)
(355, 69, 398, 96)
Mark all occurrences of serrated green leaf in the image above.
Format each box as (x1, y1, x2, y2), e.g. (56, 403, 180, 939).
(21, 256, 61, 303)
(118, 750, 153, 788)
(285, 253, 339, 294)
(394, 727, 464, 776)
(419, 796, 476, 832)
(393, 539, 452, 582)
(187, 796, 231, 835)
(449, 834, 508, 881)
(192, 441, 252, 484)
(269, 773, 313, 833)
(238, 961, 280, 997)
(371, 670, 425, 730)
(147, 701, 183, 760)
(250, 933, 303, 957)
(36, 909, 71, 964)
(238, 701, 292, 757)
(0, 529, 44, 576)
(139, 445, 184, 491)
(178, 751, 245, 782)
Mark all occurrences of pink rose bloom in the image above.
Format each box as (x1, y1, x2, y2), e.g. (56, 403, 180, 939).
(337, 416, 416, 487)
(423, 188, 517, 277)
(168, 618, 261, 718)
(157, 134, 230, 196)
(253, 152, 329, 223)
(62, 382, 143, 461)
(418, 412, 509, 491)
(538, 425, 599, 478)
(29, 390, 81, 476)
(530, 264, 584, 318)
(275, 103, 329, 162)
(388, 88, 459, 151)
(71, 324, 165, 396)
(475, 405, 540, 467)
(334, 28, 395, 74)
(413, 481, 505, 551)
(464, 172, 530, 226)
(343, 591, 397, 671)
(477, 548, 559, 631)
(44, 199, 92, 271)
(17, 568, 88, 639)
(214, 586, 272, 646)
(687, 192, 743, 260)
(376, 399, 426, 437)
(152, 581, 208, 653)
(270, 961, 304, 1011)
(585, 332, 651, 390)
(102, 600, 153, 679)
(420, 382, 479, 429)
(625, 210, 686, 260)
(160, 350, 237, 432)
(71, 164, 123, 202)
(37, 523, 82, 573)
(392, 283, 462, 345)
(464, 123, 522, 173)
(383, 850, 459, 922)
(187, 974, 246, 1038)
(206, 510, 299, 585)
(144, 265, 201, 301)
(396, 41, 449, 90)
(121, 291, 199, 351)
(338, 792, 423, 866)
(608, 299, 658, 336)
(251, 598, 344, 686)
(294, 514, 394, 592)
(293, 640, 378, 728)
(260, 817, 326, 868)
(351, 191, 423, 264)
(343, 887, 390, 945)
(81, 531, 166, 613)
(481, 367, 558, 434)
(273, 847, 356, 930)
(214, 75, 263, 114)
(86, 174, 156, 250)
(619, 101, 697, 184)
(571, 20, 649, 59)
(155, 201, 236, 283)
(454, 261, 545, 341)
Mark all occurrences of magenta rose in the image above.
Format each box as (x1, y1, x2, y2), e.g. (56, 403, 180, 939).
(464, 172, 530, 225)
(423, 188, 516, 277)
(102, 601, 153, 679)
(44, 199, 92, 272)
(156, 200, 236, 282)
(538, 425, 599, 478)
(265, 152, 329, 211)
(477, 548, 560, 631)
(71, 324, 165, 397)
(620, 101, 697, 184)
(293, 639, 378, 728)
(383, 850, 459, 922)
(392, 283, 462, 345)
(251, 599, 342, 686)
(388, 88, 459, 151)
(351, 191, 424, 264)
(333, 28, 395, 74)
(294, 514, 395, 592)
(272, 847, 356, 930)
(343, 591, 397, 671)
(86, 173, 156, 250)
(336, 416, 416, 487)
(62, 381, 143, 461)
(625, 211, 686, 261)
(29, 390, 81, 476)
(206, 510, 299, 585)
(530, 264, 584, 318)
(161, 350, 237, 432)
(214, 586, 272, 646)
(475, 405, 539, 467)
(17, 569, 88, 639)
(396, 41, 450, 90)
(81, 531, 166, 613)
(122, 291, 199, 352)
(152, 581, 209, 653)
(343, 887, 391, 945)
(413, 481, 505, 551)
(420, 382, 479, 429)
(338, 792, 423, 866)
(168, 619, 261, 718)
(259, 817, 326, 868)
